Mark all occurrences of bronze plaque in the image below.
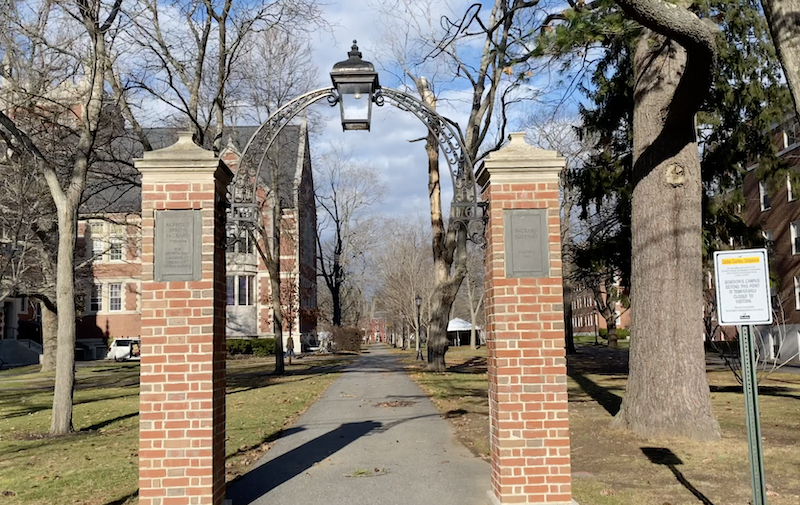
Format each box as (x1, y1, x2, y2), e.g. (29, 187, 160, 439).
(155, 210, 202, 281)
(504, 209, 549, 278)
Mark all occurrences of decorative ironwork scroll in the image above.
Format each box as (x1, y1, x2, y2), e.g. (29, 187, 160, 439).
(375, 87, 487, 243)
(230, 87, 337, 225)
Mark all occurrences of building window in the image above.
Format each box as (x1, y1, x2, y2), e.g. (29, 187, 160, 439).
(794, 277, 800, 311)
(226, 227, 254, 254)
(763, 229, 774, 250)
(759, 181, 771, 211)
(227, 275, 255, 306)
(227, 277, 236, 305)
(90, 285, 102, 312)
(109, 283, 122, 311)
(239, 275, 254, 305)
(789, 175, 800, 202)
(785, 120, 800, 149)
(92, 238, 104, 261)
(109, 238, 123, 261)
(792, 222, 800, 255)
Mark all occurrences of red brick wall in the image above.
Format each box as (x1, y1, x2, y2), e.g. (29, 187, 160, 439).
(480, 135, 571, 505)
(137, 136, 231, 505)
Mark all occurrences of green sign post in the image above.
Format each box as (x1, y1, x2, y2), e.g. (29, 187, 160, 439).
(737, 324, 768, 505)
(714, 249, 771, 505)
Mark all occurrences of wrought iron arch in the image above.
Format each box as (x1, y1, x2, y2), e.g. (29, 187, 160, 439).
(229, 86, 486, 242)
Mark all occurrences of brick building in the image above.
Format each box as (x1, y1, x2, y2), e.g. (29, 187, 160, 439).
(71, 124, 317, 358)
(742, 117, 800, 363)
(569, 283, 630, 337)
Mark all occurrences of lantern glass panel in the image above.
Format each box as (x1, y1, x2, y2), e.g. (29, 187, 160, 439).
(338, 82, 371, 123)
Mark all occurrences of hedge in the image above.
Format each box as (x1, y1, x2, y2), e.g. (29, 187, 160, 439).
(227, 338, 276, 356)
(598, 328, 630, 339)
(332, 326, 362, 353)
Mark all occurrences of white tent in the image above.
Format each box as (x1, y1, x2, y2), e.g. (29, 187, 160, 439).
(447, 318, 474, 332)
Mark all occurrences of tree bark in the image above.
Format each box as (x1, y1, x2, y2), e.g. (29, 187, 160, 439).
(40, 302, 57, 373)
(561, 169, 577, 355)
(760, 0, 800, 121)
(610, 26, 720, 440)
(607, 320, 618, 349)
(50, 204, 78, 434)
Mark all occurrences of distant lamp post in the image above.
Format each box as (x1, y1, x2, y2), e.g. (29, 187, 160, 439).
(330, 40, 380, 131)
(415, 295, 423, 361)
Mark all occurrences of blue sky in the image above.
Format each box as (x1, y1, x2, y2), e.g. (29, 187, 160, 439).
(305, 1, 504, 221)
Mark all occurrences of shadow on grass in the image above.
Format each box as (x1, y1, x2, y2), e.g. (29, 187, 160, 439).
(641, 447, 716, 505)
(567, 370, 623, 416)
(447, 357, 487, 374)
(710, 384, 800, 400)
(0, 388, 140, 420)
(80, 411, 139, 432)
(444, 408, 468, 418)
(102, 489, 138, 505)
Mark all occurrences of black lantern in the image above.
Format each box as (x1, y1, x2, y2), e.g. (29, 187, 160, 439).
(330, 41, 380, 131)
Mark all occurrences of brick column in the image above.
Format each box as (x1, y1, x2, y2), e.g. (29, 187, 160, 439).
(477, 133, 573, 505)
(136, 132, 232, 505)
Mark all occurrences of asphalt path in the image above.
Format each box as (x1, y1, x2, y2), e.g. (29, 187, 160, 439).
(226, 345, 491, 505)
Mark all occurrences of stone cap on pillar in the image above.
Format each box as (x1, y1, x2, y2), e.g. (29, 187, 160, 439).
(135, 131, 233, 185)
(476, 132, 565, 189)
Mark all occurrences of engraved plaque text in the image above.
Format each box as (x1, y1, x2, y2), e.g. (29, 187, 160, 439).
(155, 210, 202, 281)
(504, 209, 549, 278)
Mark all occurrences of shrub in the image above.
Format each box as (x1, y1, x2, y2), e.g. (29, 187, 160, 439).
(598, 328, 629, 340)
(227, 339, 252, 355)
(226, 338, 275, 356)
(252, 338, 276, 356)
(331, 326, 362, 353)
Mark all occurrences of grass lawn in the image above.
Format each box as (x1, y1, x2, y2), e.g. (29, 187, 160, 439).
(0, 354, 352, 505)
(401, 343, 800, 505)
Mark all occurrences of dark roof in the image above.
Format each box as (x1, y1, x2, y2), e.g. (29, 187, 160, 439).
(80, 125, 305, 215)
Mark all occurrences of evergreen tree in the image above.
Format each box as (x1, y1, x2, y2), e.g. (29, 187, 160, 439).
(535, 0, 789, 439)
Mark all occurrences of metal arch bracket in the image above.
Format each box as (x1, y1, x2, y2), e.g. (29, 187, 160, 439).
(230, 85, 487, 245)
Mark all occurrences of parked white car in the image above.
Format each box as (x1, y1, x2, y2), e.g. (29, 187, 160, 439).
(106, 338, 141, 362)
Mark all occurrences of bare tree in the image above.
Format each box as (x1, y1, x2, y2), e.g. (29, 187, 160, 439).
(524, 113, 592, 354)
(0, 0, 122, 435)
(315, 145, 385, 327)
(373, 0, 546, 370)
(232, 27, 320, 125)
(374, 217, 433, 351)
(110, 0, 325, 151)
(462, 244, 484, 349)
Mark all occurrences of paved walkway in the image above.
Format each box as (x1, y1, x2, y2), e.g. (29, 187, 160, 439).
(226, 345, 491, 505)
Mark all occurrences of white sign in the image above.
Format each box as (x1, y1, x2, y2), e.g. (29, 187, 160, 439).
(714, 248, 773, 325)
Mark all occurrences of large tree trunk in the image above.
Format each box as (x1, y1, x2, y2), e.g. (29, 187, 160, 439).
(414, 76, 468, 372)
(611, 28, 720, 440)
(331, 261, 342, 327)
(269, 270, 285, 375)
(760, 0, 800, 121)
(40, 301, 57, 373)
(560, 170, 577, 355)
(606, 317, 618, 349)
(50, 206, 78, 435)
(563, 285, 577, 355)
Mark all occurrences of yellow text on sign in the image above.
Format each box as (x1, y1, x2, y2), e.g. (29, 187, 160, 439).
(721, 257, 761, 265)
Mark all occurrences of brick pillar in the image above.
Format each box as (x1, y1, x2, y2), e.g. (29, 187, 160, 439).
(136, 132, 232, 505)
(477, 133, 573, 505)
